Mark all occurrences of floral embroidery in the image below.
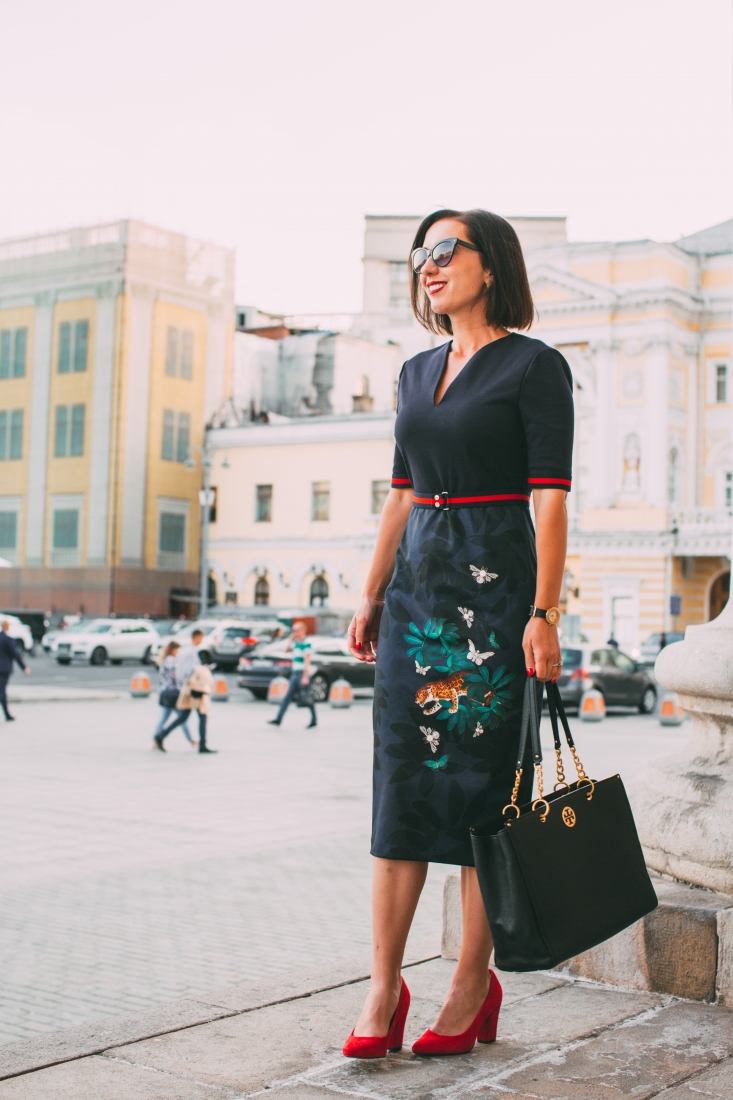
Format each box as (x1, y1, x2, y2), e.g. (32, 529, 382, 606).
(404, 617, 515, 740)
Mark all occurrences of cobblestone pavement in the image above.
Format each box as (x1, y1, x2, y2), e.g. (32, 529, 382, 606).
(0, 690, 688, 1045)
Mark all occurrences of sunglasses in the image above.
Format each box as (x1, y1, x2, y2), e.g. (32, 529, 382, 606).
(411, 237, 481, 274)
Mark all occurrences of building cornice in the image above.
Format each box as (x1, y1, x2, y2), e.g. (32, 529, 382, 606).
(207, 414, 396, 449)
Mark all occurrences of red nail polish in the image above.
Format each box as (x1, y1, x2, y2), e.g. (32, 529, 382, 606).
(355, 641, 362, 650)
(527, 667, 535, 676)
(551, 678, 558, 684)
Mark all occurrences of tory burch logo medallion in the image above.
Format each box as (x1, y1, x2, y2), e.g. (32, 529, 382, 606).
(562, 806, 577, 828)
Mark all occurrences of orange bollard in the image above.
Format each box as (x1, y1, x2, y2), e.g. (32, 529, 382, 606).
(267, 676, 290, 704)
(329, 678, 353, 708)
(579, 688, 605, 722)
(130, 674, 151, 698)
(659, 692, 684, 726)
(212, 678, 229, 702)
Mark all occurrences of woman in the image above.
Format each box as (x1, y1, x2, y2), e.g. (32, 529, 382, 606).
(343, 209, 573, 1059)
(153, 640, 194, 748)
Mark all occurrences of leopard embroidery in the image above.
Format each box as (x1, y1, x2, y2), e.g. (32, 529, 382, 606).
(415, 671, 468, 715)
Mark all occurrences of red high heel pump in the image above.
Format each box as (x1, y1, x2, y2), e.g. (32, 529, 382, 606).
(412, 969, 502, 1056)
(342, 978, 410, 1059)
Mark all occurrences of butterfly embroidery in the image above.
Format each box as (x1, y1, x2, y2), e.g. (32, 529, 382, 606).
(469, 564, 498, 584)
(467, 639, 493, 666)
(457, 606, 474, 627)
(415, 660, 431, 675)
(420, 726, 441, 753)
(423, 754, 449, 770)
(473, 722, 484, 738)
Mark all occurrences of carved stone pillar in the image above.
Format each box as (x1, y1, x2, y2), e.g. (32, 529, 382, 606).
(629, 599, 733, 897)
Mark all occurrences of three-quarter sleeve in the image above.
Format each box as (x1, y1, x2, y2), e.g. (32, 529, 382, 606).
(518, 348, 574, 492)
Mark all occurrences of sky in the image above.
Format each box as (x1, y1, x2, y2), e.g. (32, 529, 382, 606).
(0, 0, 731, 315)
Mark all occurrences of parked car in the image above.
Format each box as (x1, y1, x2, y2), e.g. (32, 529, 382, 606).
(55, 619, 160, 665)
(0, 613, 34, 654)
(198, 620, 284, 670)
(149, 619, 221, 661)
(638, 632, 684, 668)
(238, 635, 375, 701)
(556, 645, 657, 713)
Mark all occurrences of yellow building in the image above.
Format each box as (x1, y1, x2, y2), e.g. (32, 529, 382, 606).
(207, 215, 730, 651)
(0, 221, 234, 615)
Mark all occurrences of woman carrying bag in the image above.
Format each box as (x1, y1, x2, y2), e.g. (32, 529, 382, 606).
(152, 640, 194, 748)
(343, 209, 573, 1059)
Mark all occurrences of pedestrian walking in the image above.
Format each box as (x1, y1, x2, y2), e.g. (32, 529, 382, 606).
(0, 619, 30, 721)
(341, 209, 573, 1058)
(154, 630, 217, 753)
(267, 621, 317, 728)
(152, 640, 195, 748)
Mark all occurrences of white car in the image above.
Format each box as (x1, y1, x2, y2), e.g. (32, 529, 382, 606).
(1, 614, 33, 655)
(55, 619, 160, 666)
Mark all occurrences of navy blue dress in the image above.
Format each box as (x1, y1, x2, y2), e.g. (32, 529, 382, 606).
(371, 333, 574, 866)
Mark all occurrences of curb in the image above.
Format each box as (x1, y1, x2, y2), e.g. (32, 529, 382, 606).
(0, 936, 441, 1081)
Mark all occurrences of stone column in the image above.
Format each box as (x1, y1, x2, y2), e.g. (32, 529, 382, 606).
(629, 597, 733, 897)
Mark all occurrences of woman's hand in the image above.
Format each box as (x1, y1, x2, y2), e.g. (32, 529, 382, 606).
(348, 596, 385, 661)
(522, 617, 561, 682)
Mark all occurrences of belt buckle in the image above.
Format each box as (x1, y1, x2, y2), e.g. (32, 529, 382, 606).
(434, 491, 449, 512)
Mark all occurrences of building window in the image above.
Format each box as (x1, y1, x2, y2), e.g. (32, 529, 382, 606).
(51, 509, 80, 565)
(254, 576, 270, 605)
(725, 471, 733, 515)
(716, 364, 728, 403)
(54, 404, 85, 457)
(667, 447, 682, 505)
(310, 575, 329, 606)
(0, 328, 27, 379)
(165, 326, 194, 379)
(0, 410, 23, 460)
(0, 511, 17, 551)
(371, 479, 390, 514)
(389, 262, 410, 308)
(159, 512, 185, 554)
(255, 484, 272, 522)
(312, 481, 330, 521)
(58, 321, 89, 373)
(161, 410, 191, 463)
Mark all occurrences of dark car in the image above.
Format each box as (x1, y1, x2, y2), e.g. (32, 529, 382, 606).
(238, 635, 375, 701)
(556, 645, 657, 713)
(200, 620, 283, 671)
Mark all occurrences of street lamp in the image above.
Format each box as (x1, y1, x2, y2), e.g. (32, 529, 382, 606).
(186, 445, 214, 618)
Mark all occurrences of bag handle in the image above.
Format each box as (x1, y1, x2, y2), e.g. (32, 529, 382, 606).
(546, 682, 592, 797)
(503, 678, 593, 825)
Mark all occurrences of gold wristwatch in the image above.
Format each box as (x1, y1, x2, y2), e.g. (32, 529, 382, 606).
(529, 605, 561, 626)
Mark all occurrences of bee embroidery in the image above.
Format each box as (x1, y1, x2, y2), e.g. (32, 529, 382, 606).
(420, 726, 441, 753)
(473, 722, 484, 738)
(457, 606, 474, 627)
(415, 660, 431, 675)
(470, 564, 498, 584)
(467, 639, 494, 666)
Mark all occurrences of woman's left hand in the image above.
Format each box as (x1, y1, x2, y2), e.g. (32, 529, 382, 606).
(522, 617, 561, 682)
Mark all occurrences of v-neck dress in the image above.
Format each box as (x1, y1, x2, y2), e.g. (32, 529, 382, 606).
(371, 333, 574, 866)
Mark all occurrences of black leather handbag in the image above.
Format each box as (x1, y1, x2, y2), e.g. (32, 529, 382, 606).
(470, 678, 657, 971)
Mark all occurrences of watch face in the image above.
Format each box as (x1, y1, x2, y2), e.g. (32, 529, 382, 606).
(545, 607, 561, 626)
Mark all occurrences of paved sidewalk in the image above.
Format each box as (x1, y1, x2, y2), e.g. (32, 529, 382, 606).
(0, 693, 689, 1047)
(0, 948, 731, 1098)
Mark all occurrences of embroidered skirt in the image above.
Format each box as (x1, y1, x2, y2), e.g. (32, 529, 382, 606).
(371, 503, 537, 866)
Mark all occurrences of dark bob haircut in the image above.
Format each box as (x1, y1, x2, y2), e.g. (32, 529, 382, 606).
(409, 208, 534, 335)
